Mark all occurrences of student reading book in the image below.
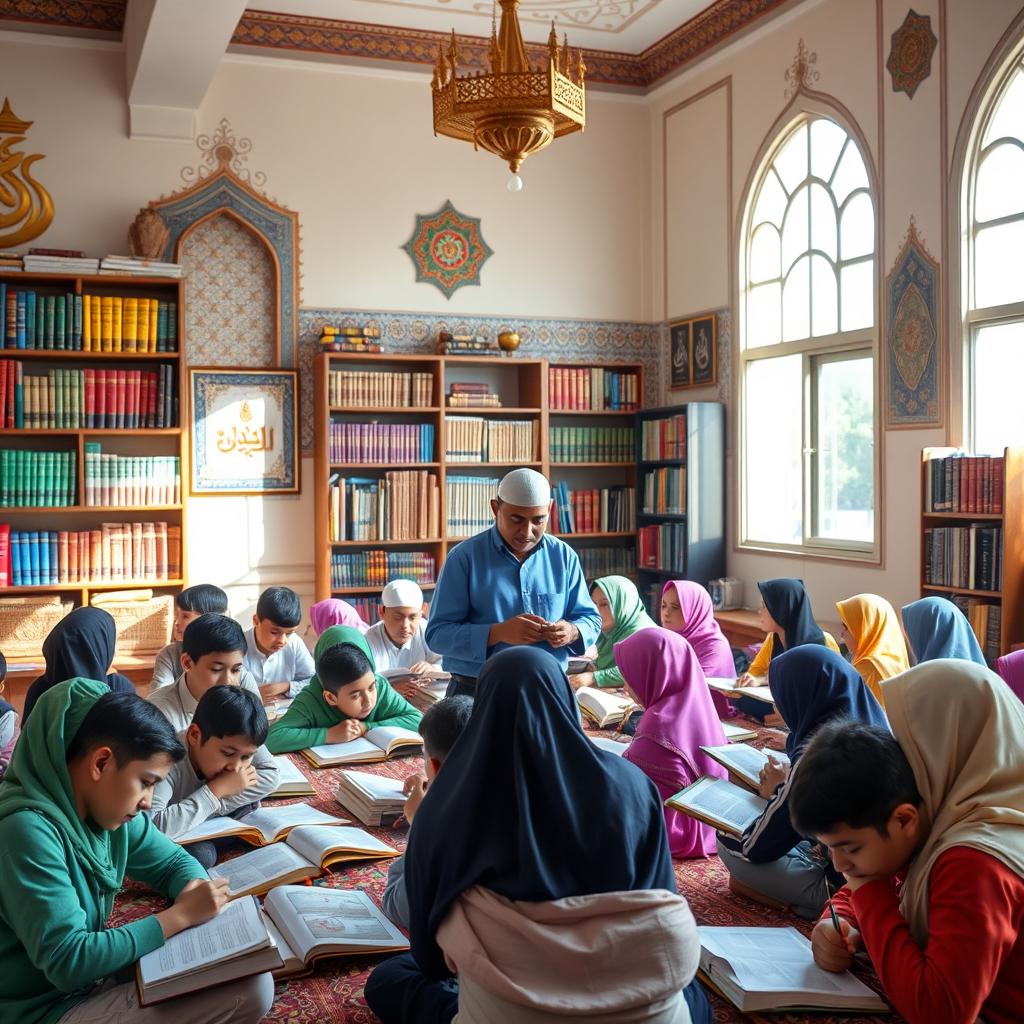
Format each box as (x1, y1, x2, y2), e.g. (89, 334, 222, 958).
(901, 595, 987, 666)
(788, 661, 1024, 1024)
(244, 586, 316, 702)
(834, 593, 909, 704)
(364, 579, 443, 697)
(301, 725, 423, 767)
(667, 776, 768, 835)
(150, 584, 229, 690)
(699, 742, 790, 790)
(717, 647, 887, 919)
(0, 679, 274, 1024)
(266, 625, 421, 755)
(149, 685, 280, 868)
(0, 650, 18, 779)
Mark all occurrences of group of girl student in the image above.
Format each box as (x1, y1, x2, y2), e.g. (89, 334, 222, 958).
(366, 646, 713, 1024)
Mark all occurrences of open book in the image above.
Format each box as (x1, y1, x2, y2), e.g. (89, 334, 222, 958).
(260, 886, 409, 979)
(721, 721, 758, 742)
(698, 926, 887, 1013)
(174, 803, 349, 848)
(707, 676, 775, 706)
(268, 755, 316, 798)
(699, 743, 790, 791)
(575, 686, 637, 728)
(302, 725, 423, 767)
(136, 895, 282, 1005)
(209, 825, 398, 898)
(666, 776, 767, 837)
(335, 769, 407, 826)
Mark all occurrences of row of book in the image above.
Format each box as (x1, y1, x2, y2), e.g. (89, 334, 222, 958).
(947, 595, 1002, 663)
(549, 426, 634, 463)
(320, 325, 382, 353)
(0, 521, 181, 587)
(444, 417, 537, 463)
(552, 482, 636, 534)
(8, 253, 182, 278)
(643, 467, 686, 514)
(642, 415, 686, 461)
(328, 471, 441, 542)
(577, 544, 637, 581)
(445, 476, 500, 537)
(446, 382, 501, 408)
(338, 596, 380, 622)
(548, 366, 639, 411)
(84, 447, 180, 506)
(328, 371, 433, 409)
(1, 285, 178, 351)
(0, 450, 77, 507)
(329, 550, 436, 590)
(0, 363, 178, 429)
(923, 451, 1004, 514)
(638, 523, 687, 573)
(923, 525, 1003, 593)
(329, 423, 435, 465)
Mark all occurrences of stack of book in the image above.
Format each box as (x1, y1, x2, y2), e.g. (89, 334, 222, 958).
(329, 422, 434, 464)
(327, 470, 441, 541)
(576, 545, 636, 580)
(0, 450, 77, 507)
(548, 366, 639, 411)
(445, 475, 500, 537)
(446, 382, 501, 408)
(553, 482, 635, 534)
(22, 251, 99, 275)
(924, 525, 1003, 592)
(642, 467, 686, 514)
(435, 332, 497, 355)
(444, 416, 536, 462)
(99, 255, 182, 278)
(639, 523, 687, 572)
(330, 550, 435, 590)
(0, 251, 21, 272)
(642, 414, 687, 460)
(334, 769, 407, 826)
(328, 370, 433, 408)
(320, 325, 383, 353)
(84, 447, 180, 506)
(924, 450, 1004, 513)
(549, 425, 634, 463)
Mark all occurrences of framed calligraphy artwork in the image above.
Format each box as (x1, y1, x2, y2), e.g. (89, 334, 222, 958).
(668, 319, 692, 390)
(669, 313, 718, 390)
(190, 368, 299, 494)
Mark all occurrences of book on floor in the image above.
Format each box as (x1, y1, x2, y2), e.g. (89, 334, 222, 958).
(136, 895, 282, 1005)
(335, 769, 407, 826)
(410, 678, 449, 706)
(302, 725, 423, 767)
(699, 743, 790, 791)
(259, 886, 409, 979)
(666, 777, 767, 837)
(697, 926, 887, 1013)
(575, 686, 637, 728)
(208, 825, 398, 898)
(174, 803, 349, 847)
(268, 755, 316, 798)
(721, 721, 759, 742)
(590, 735, 630, 756)
(707, 676, 775, 706)
(379, 666, 451, 684)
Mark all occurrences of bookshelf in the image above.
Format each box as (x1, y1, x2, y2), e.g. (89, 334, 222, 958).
(0, 272, 187, 628)
(920, 447, 1024, 660)
(635, 402, 725, 613)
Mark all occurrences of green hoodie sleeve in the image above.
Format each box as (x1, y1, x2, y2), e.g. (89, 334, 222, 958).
(266, 680, 338, 754)
(593, 664, 626, 689)
(124, 810, 209, 893)
(367, 678, 422, 732)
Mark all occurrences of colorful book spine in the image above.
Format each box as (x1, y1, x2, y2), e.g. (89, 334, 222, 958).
(0, 449, 77, 507)
(638, 523, 687, 573)
(443, 475, 501, 538)
(548, 366, 639, 411)
(923, 525, 1004, 592)
(83, 446, 180, 506)
(552, 483, 636, 534)
(549, 425, 634, 463)
(328, 370, 433, 408)
(327, 471, 440, 542)
(641, 415, 687, 460)
(330, 550, 436, 589)
(328, 422, 435, 464)
(642, 467, 686, 514)
(575, 544, 636, 581)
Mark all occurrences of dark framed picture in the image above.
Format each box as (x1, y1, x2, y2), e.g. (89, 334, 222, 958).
(691, 316, 717, 386)
(669, 319, 692, 390)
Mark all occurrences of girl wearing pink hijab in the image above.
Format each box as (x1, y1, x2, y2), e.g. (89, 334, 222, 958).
(996, 649, 1024, 704)
(614, 628, 729, 858)
(309, 598, 369, 637)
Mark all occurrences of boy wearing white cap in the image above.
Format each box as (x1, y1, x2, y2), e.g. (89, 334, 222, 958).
(364, 579, 443, 696)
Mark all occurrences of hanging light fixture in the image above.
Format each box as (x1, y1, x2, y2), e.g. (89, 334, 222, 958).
(431, 0, 586, 190)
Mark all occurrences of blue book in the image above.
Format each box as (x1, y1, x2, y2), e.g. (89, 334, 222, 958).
(26, 291, 36, 348)
(28, 530, 40, 586)
(48, 532, 58, 585)
(10, 530, 22, 586)
(35, 291, 44, 344)
(39, 529, 50, 585)
(15, 291, 26, 348)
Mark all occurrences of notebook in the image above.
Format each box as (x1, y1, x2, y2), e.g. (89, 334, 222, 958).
(173, 804, 349, 848)
(707, 676, 775, 706)
(302, 725, 423, 767)
(267, 755, 316, 798)
(575, 686, 637, 728)
(666, 776, 767, 836)
(699, 743, 790, 791)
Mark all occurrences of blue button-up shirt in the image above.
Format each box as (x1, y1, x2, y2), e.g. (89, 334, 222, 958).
(425, 526, 601, 679)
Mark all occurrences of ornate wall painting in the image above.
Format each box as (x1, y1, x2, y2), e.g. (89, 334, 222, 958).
(887, 10, 938, 99)
(0, 98, 54, 248)
(402, 201, 493, 300)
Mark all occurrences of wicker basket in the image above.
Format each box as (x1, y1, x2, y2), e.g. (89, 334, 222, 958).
(90, 590, 174, 655)
(0, 595, 74, 657)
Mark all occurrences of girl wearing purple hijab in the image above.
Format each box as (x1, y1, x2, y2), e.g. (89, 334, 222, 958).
(309, 598, 369, 637)
(996, 649, 1024, 704)
(614, 628, 728, 858)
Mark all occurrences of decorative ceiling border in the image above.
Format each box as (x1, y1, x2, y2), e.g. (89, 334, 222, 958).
(0, 0, 794, 91)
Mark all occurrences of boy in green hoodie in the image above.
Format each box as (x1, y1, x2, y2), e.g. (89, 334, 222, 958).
(266, 625, 421, 755)
(0, 677, 274, 1024)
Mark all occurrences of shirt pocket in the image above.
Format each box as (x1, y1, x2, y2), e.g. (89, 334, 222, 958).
(531, 592, 560, 621)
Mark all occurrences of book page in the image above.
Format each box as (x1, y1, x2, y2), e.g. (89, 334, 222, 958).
(706, 677, 740, 691)
(273, 756, 310, 786)
(576, 686, 629, 714)
(174, 815, 247, 845)
(240, 803, 349, 843)
(721, 721, 757, 741)
(365, 725, 423, 753)
(671, 777, 767, 834)
(287, 824, 397, 865)
(590, 735, 631, 756)
(338, 769, 407, 802)
(307, 736, 381, 763)
(260, 909, 302, 975)
(209, 843, 314, 897)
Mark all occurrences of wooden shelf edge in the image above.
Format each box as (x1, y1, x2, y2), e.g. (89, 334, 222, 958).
(0, 428, 182, 436)
(2, 578, 185, 593)
(331, 583, 436, 594)
(0, 505, 182, 513)
(329, 539, 444, 547)
(921, 584, 1002, 599)
(0, 350, 181, 360)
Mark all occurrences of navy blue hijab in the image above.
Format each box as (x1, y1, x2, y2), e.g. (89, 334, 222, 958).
(404, 647, 675, 979)
(769, 646, 889, 760)
(759, 578, 826, 659)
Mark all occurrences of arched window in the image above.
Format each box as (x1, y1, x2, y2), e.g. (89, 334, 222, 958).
(740, 116, 877, 554)
(965, 48, 1024, 453)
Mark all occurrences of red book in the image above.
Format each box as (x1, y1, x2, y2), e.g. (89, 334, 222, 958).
(115, 370, 126, 429)
(125, 369, 136, 429)
(6, 361, 14, 428)
(0, 523, 9, 587)
(83, 369, 95, 429)
(994, 458, 1004, 514)
(69, 529, 79, 583)
(104, 370, 115, 429)
(0, 356, 7, 425)
(94, 369, 105, 428)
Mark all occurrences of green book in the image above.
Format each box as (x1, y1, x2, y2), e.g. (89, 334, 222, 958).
(156, 302, 167, 352)
(0, 450, 8, 506)
(73, 294, 83, 350)
(55, 296, 66, 350)
(85, 441, 100, 506)
(44, 296, 55, 348)
(168, 301, 177, 350)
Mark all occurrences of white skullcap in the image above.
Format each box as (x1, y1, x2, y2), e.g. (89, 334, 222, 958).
(497, 467, 552, 507)
(382, 578, 424, 608)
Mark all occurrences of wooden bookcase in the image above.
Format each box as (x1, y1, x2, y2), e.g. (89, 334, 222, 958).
(919, 446, 1024, 659)
(0, 271, 187, 624)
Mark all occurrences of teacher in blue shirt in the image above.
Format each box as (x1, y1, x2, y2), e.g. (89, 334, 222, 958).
(426, 468, 602, 698)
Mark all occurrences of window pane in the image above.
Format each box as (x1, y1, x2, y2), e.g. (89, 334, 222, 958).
(811, 255, 838, 337)
(831, 142, 870, 206)
(975, 143, 1024, 222)
(745, 354, 803, 544)
(783, 255, 811, 342)
(840, 191, 874, 259)
(814, 355, 874, 543)
(774, 123, 809, 194)
(975, 219, 1024, 307)
(809, 182, 837, 260)
(782, 185, 810, 272)
(753, 169, 787, 228)
(840, 259, 874, 331)
(982, 65, 1024, 147)
(750, 223, 781, 283)
(747, 282, 782, 347)
(811, 119, 846, 182)
(974, 320, 1024, 453)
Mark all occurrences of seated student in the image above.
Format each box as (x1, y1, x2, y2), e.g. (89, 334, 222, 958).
(150, 584, 229, 690)
(364, 580, 442, 697)
(613, 628, 729, 859)
(148, 614, 263, 734)
(834, 594, 909, 705)
(244, 586, 315, 703)
(266, 625, 421, 755)
(0, 651, 17, 779)
(996, 648, 1024, 703)
(717, 647, 888, 919)
(0, 678, 274, 1024)
(23, 607, 134, 722)
(901, 595, 986, 666)
(788, 661, 1024, 1024)
(149, 685, 279, 869)
(309, 597, 369, 637)
(382, 695, 474, 930)
(366, 647, 711, 1024)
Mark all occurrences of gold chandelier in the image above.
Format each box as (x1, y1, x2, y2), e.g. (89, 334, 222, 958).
(431, 0, 586, 189)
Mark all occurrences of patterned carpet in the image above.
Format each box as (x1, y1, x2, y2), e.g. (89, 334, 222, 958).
(110, 720, 902, 1023)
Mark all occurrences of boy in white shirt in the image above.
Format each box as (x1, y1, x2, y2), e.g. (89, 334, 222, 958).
(364, 580, 443, 697)
(150, 584, 229, 690)
(243, 586, 315, 703)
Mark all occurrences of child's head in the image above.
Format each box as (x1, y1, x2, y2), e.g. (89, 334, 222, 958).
(181, 614, 246, 695)
(253, 586, 302, 655)
(173, 584, 229, 642)
(66, 691, 185, 830)
(590, 584, 615, 633)
(318, 642, 377, 720)
(789, 719, 923, 882)
(419, 695, 473, 780)
(659, 585, 684, 631)
(379, 579, 425, 647)
(187, 684, 268, 781)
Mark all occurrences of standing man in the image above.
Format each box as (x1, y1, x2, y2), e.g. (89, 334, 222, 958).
(426, 468, 601, 698)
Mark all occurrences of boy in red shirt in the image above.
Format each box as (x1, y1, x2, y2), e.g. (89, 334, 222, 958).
(788, 659, 1024, 1024)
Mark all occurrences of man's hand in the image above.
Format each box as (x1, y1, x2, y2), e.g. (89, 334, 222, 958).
(325, 719, 367, 743)
(489, 614, 548, 646)
(541, 620, 580, 649)
(157, 878, 230, 939)
(810, 917, 861, 972)
(259, 681, 291, 704)
(757, 754, 789, 798)
(207, 762, 259, 800)
(402, 773, 429, 824)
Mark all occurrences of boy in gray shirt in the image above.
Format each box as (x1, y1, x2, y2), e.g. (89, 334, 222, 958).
(150, 584, 229, 690)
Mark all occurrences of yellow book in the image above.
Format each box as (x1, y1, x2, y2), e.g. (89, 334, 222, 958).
(123, 297, 138, 353)
(112, 296, 123, 352)
(100, 296, 113, 352)
(148, 298, 159, 350)
(89, 294, 101, 350)
(137, 298, 150, 350)
(83, 295, 92, 351)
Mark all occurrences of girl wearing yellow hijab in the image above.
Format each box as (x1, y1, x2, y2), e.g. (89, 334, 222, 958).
(835, 594, 909, 705)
